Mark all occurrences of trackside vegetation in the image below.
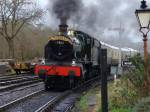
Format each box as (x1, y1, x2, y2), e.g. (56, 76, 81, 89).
(73, 54, 150, 112)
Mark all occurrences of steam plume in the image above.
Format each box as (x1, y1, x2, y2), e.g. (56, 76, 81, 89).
(53, 0, 82, 24)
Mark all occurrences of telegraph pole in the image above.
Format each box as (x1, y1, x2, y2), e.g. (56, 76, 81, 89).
(108, 22, 124, 75)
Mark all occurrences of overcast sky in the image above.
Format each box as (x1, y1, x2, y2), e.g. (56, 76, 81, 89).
(38, 0, 150, 50)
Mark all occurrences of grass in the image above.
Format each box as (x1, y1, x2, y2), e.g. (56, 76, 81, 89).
(74, 88, 101, 112)
(111, 108, 132, 112)
(76, 93, 88, 111)
(74, 79, 134, 112)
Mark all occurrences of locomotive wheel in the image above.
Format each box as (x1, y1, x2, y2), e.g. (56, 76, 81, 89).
(69, 77, 75, 89)
(44, 81, 51, 91)
(68, 71, 76, 89)
(44, 76, 52, 91)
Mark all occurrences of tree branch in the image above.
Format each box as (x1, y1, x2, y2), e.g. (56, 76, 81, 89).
(12, 21, 25, 39)
(0, 0, 43, 41)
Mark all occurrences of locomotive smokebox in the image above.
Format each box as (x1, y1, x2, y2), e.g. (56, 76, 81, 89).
(59, 17, 68, 35)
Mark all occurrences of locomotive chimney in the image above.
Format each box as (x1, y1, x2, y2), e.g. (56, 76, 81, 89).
(59, 17, 68, 35)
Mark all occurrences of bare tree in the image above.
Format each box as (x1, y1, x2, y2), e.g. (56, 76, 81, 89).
(0, 0, 42, 58)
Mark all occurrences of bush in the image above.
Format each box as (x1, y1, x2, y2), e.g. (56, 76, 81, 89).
(108, 55, 147, 109)
(133, 97, 150, 112)
(109, 79, 138, 108)
(127, 54, 150, 97)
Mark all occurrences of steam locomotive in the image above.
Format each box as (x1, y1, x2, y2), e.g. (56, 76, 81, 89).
(34, 24, 101, 90)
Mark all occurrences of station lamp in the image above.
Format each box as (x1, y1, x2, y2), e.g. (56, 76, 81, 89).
(135, 0, 150, 33)
(135, 0, 150, 95)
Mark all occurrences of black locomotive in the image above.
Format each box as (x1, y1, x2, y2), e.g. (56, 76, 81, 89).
(35, 24, 101, 90)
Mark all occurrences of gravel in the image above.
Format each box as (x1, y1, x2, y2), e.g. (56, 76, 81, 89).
(52, 94, 79, 112)
(0, 82, 44, 106)
(5, 92, 60, 112)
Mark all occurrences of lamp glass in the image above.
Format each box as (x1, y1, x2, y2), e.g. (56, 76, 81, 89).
(136, 10, 150, 28)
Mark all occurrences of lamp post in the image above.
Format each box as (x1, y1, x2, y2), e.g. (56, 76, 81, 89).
(135, 0, 150, 95)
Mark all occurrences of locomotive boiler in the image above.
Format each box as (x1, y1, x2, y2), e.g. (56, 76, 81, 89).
(34, 24, 101, 90)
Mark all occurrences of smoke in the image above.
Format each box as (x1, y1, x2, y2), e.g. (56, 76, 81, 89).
(52, 0, 82, 24)
(69, 0, 142, 48)
(46, 0, 150, 50)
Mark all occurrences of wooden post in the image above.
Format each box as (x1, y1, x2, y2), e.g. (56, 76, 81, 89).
(143, 35, 149, 95)
(101, 49, 108, 112)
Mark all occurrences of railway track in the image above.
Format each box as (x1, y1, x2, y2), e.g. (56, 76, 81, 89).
(0, 89, 45, 111)
(0, 75, 112, 112)
(0, 73, 41, 92)
(0, 74, 42, 92)
(0, 82, 44, 110)
(0, 89, 61, 112)
(0, 76, 33, 82)
(50, 76, 113, 112)
(0, 73, 34, 80)
(50, 77, 101, 112)
(0, 76, 38, 86)
(0, 78, 42, 92)
(0, 73, 16, 78)
(0, 82, 44, 96)
(0, 76, 101, 112)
